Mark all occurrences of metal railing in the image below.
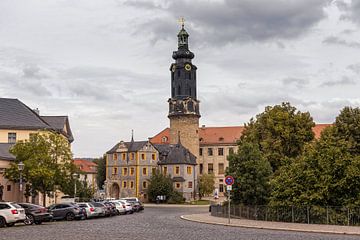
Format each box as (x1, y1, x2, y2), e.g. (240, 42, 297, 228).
(210, 204, 360, 226)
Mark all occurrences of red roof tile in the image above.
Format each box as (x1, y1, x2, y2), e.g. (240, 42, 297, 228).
(73, 159, 97, 174)
(150, 124, 331, 145)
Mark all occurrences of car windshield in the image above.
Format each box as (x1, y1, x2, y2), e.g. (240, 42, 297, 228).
(10, 203, 22, 209)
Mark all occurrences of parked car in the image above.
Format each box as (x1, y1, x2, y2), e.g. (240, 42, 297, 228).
(91, 202, 109, 217)
(0, 202, 26, 227)
(18, 203, 52, 225)
(120, 198, 144, 212)
(117, 200, 133, 214)
(101, 202, 117, 216)
(108, 201, 126, 215)
(47, 203, 85, 221)
(77, 202, 103, 219)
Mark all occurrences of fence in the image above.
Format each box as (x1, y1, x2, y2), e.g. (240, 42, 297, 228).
(210, 204, 360, 226)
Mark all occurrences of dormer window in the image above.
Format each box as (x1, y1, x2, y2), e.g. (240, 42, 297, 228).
(162, 136, 168, 143)
(199, 138, 203, 142)
(219, 137, 224, 142)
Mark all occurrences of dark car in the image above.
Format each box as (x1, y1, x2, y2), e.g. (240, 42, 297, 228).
(48, 203, 85, 221)
(18, 203, 52, 225)
(132, 202, 144, 212)
(102, 202, 117, 216)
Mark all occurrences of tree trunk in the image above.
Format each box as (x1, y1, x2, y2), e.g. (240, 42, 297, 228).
(42, 191, 46, 207)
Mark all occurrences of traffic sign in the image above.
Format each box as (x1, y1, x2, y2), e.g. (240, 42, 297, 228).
(225, 176, 234, 185)
(226, 185, 232, 191)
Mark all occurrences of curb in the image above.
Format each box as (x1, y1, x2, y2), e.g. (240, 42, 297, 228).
(180, 215, 360, 236)
(145, 204, 210, 208)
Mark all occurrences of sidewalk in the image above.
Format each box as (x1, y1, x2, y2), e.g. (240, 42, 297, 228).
(144, 203, 209, 208)
(181, 213, 360, 236)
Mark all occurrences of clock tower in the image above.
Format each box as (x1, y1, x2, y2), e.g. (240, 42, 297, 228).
(168, 21, 200, 159)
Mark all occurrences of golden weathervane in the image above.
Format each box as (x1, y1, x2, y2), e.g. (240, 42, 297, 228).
(178, 17, 185, 28)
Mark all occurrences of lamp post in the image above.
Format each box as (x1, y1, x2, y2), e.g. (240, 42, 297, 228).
(72, 173, 79, 199)
(17, 162, 24, 200)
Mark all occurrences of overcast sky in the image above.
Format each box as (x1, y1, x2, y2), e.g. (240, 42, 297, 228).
(0, 0, 360, 157)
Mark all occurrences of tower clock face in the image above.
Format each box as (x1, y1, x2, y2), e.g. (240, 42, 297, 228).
(185, 64, 191, 71)
(172, 65, 176, 72)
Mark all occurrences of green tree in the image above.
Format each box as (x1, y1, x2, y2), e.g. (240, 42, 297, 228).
(198, 173, 215, 199)
(4, 132, 74, 206)
(227, 142, 272, 205)
(241, 102, 315, 172)
(147, 170, 173, 202)
(93, 156, 106, 190)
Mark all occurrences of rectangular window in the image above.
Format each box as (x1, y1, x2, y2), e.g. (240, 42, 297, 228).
(7, 185, 11, 191)
(218, 163, 224, 175)
(208, 164, 213, 174)
(122, 181, 127, 188)
(113, 167, 118, 175)
(218, 148, 224, 156)
(142, 167, 147, 176)
(130, 153, 135, 160)
(141, 153, 145, 160)
(208, 148, 213, 156)
(152, 153, 156, 160)
(188, 181, 193, 188)
(113, 153, 118, 161)
(123, 167, 128, 176)
(229, 147, 234, 155)
(187, 166, 192, 175)
(175, 166, 180, 175)
(122, 153, 126, 161)
(130, 181, 134, 189)
(219, 184, 224, 193)
(130, 167, 135, 176)
(152, 167, 156, 175)
(142, 181, 147, 189)
(163, 167, 167, 175)
(199, 164, 203, 174)
(8, 133, 16, 143)
(175, 183, 181, 189)
(199, 148, 203, 156)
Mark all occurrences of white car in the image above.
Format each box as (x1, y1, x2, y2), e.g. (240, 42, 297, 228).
(109, 201, 126, 215)
(117, 200, 133, 214)
(77, 202, 103, 218)
(0, 202, 26, 227)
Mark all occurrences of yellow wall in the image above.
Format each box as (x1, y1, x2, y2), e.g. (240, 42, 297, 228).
(0, 129, 38, 143)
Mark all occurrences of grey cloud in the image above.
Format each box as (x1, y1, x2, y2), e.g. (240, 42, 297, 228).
(125, 0, 330, 45)
(338, 0, 360, 24)
(348, 63, 360, 74)
(322, 36, 360, 48)
(282, 77, 309, 88)
(321, 76, 356, 86)
(22, 65, 48, 79)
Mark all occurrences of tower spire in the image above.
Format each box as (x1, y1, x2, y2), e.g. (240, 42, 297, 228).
(178, 17, 185, 29)
(131, 129, 134, 142)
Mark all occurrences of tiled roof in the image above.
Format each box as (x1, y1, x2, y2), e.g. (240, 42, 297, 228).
(0, 98, 51, 130)
(150, 124, 331, 145)
(154, 143, 196, 165)
(41, 116, 74, 143)
(73, 159, 97, 174)
(106, 141, 148, 154)
(0, 143, 15, 160)
(312, 124, 332, 139)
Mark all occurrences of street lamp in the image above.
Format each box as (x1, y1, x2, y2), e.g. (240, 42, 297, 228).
(17, 162, 24, 192)
(72, 173, 79, 199)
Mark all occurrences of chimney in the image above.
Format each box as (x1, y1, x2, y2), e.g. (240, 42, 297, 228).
(201, 125, 205, 128)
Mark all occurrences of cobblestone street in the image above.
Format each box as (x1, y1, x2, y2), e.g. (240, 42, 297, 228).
(0, 206, 359, 240)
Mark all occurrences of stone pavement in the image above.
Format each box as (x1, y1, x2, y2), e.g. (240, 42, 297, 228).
(181, 213, 360, 236)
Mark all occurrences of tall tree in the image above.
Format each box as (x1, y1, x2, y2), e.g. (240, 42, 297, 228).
(93, 156, 106, 190)
(147, 170, 174, 202)
(5, 132, 74, 206)
(227, 142, 272, 205)
(198, 173, 215, 200)
(240, 102, 315, 172)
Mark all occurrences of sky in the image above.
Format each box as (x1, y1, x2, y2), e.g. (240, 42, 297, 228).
(0, 0, 360, 157)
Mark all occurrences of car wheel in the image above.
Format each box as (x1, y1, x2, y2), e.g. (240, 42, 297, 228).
(24, 214, 35, 225)
(66, 212, 75, 221)
(0, 217, 6, 228)
(6, 222, 15, 227)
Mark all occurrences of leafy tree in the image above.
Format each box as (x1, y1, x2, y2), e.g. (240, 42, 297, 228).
(93, 156, 106, 189)
(5, 132, 74, 206)
(227, 142, 272, 205)
(147, 170, 174, 202)
(198, 173, 215, 199)
(241, 102, 315, 172)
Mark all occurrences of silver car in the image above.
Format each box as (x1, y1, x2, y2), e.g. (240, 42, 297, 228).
(77, 202, 104, 219)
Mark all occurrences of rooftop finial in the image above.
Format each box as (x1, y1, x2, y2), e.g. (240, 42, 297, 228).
(131, 129, 134, 142)
(178, 17, 185, 29)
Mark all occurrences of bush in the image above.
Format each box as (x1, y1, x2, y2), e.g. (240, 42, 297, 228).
(168, 190, 185, 204)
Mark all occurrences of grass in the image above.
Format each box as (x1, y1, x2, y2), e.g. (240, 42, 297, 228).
(188, 200, 210, 205)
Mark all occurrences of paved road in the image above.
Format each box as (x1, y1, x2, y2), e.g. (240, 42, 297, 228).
(1, 206, 359, 240)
